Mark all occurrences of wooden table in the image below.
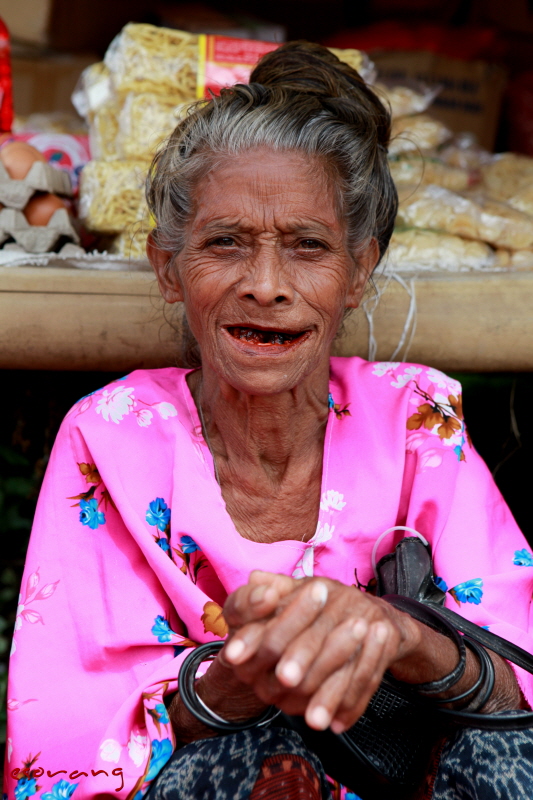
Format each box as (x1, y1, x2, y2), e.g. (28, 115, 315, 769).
(1, 265, 532, 372)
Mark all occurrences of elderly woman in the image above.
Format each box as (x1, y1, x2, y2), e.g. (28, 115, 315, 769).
(7, 42, 533, 800)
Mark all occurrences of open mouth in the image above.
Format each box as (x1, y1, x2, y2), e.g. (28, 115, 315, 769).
(226, 326, 308, 347)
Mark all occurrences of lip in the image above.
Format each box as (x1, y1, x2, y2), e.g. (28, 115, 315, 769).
(222, 325, 312, 356)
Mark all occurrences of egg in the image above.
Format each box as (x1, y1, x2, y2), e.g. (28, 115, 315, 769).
(0, 141, 47, 180)
(24, 193, 67, 226)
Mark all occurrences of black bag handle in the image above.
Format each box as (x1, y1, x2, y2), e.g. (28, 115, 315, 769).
(385, 594, 533, 729)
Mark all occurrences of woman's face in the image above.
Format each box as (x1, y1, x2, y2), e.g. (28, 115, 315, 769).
(151, 148, 376, 395)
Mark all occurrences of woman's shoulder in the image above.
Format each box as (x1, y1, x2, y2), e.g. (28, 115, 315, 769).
(330, 356, 462, 399)
(60, 367, 193, 438)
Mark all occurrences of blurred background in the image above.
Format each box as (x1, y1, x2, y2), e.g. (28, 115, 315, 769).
(1, 0, 533, 762)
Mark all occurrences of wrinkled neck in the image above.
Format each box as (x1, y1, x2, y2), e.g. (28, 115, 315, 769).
(187, 364, 330, 481)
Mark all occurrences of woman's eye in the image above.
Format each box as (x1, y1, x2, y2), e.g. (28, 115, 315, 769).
(210, 236, 236, 247)
(299, 239, 324, 250)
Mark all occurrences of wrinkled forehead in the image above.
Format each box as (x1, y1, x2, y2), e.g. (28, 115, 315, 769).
(188, 146, 345, 235)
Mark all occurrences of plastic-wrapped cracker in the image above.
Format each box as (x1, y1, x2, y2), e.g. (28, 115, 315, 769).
(105, 23, 198, 100)
(388, 228, 497, 272)
(481, 153, 533, 217)
(397, 184, 533, 250)
(375, 80, 439, 119)
(389, 156, 471, 192)
(79, 160, 148, 234)
(389, 114, 452, 156)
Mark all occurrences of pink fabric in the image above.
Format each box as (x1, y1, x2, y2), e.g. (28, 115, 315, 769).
(6, 358, 533, 800)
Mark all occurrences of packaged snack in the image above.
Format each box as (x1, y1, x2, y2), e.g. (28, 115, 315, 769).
(116, 94, 188, 160)
(110, 226, 148, 260)
(388, 228, 497, 272)
(388, 155, 471, 192)
(389, 113, 452, 156)
(439, 132, 491, 172)
(481, 153, 533, 216)
(105, 23, 199, 99)
(474, 194, 533, 250)
(72, 62, 113, 121)
(397, 184, 533, 250)
(79, 160, 148, 233)
(88, 102, 120, 161)
(374, 80, 439, 119)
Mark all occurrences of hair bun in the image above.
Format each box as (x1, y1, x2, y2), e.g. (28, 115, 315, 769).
(250, 41, 391, 147)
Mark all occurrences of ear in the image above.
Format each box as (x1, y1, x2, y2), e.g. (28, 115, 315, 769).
(147, 232, 184, 304)
(345, 238, 379, 309)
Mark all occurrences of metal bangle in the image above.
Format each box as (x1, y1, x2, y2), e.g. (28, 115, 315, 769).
(178, 641, 281, 733)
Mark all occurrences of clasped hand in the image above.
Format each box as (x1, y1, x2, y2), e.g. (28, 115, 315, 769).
(220, 570, 421, 733)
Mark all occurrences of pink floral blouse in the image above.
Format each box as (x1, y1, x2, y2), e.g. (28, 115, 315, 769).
(6, 358, 533, 800)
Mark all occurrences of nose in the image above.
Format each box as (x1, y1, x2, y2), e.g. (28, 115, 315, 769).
(236, 245, 294, 307)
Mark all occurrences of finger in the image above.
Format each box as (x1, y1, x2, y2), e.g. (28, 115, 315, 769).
(275, 616, 368, 691)
(226, 580, 329, 674)
(303, 661, 357, 730)
(248, 571, 297, 595)
(219, 622, 266, 667)
(330, 620, 399, 733)
(223, 583, 281, 630)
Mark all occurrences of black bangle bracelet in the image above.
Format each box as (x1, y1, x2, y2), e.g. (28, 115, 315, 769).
(460, 638, 495, 712)
(434, 637, 488, 706)
(178, 641, 281, 733)
(384, 595, 467, 695)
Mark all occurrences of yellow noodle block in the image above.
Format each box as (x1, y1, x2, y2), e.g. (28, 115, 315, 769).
(79, 160, 148, 234)
(117, 93, 189, 160)
(105, 23, 198, 99)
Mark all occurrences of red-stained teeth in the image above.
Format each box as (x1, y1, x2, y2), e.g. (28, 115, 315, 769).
(227, 327, 302, 346)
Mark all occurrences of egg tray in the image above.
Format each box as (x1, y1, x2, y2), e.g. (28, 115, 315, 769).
(0, 161, 73, 211)
(0, 208, 79, 253)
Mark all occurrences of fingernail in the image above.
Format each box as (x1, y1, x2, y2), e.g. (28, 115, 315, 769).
(250, 585, 267, 604)
(310, 581, 328, 607)
(307, 706, 331, 730)
(352, 619, 367, 639)
(330, 719, 347, 735)
(277, 660, 303, 687)
(224, 638, 245, 662)
(374, 622, 388, 644)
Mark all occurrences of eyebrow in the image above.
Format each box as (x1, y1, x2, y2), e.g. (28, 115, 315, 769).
(194, 218, 339, 236)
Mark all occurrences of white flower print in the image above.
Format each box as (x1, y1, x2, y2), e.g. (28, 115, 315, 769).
(372, 362, 400, 377)
(7, 737, 12, 762)
(136, 409, 153, 427)
(418, 449, 443, 472)
(10, 639, 16, 655)
(127, 728, 150, 767)
(292, 522, 334, 579)
(153, 401, 178, 420)
(320, 490, 346, 512)
(425, 368, 461, 396)
(391, 366, 422, 389)
(96, 387, 135, 423)
(100, 738, 122, 763)
(406, 431, 425, 453)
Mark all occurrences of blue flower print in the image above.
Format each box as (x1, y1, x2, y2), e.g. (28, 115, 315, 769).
(328, 393, 335, 410)
(345, 794, 363, 800)
(155, 537, 170, 552)
(434, 576, 448, 592)
(155, 703, 170, 724)
(41, 780, 78, 800)
(180, 535, 200, 553)
(151, 615, 176, 643)
(146, 498, 171, 532)
(145, 738, 173, 782)
(450, 578, 483, 605)
(14, 778, 37, 800)
(79, 498, 105, 529)
(514, 549, 533, 567)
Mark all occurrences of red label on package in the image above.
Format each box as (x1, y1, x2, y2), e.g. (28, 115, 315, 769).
(197, 34, 279, 99)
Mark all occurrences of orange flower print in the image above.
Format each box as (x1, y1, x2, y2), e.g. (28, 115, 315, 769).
(78, 462, 101, 484)
(201, 601, 228, 638)
(447, 394, 463, 420)
(407, 403, 444, 432)
(437, 416, 462, 440)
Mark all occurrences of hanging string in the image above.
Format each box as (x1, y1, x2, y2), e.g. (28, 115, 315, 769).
(362, 270, 418, 363)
